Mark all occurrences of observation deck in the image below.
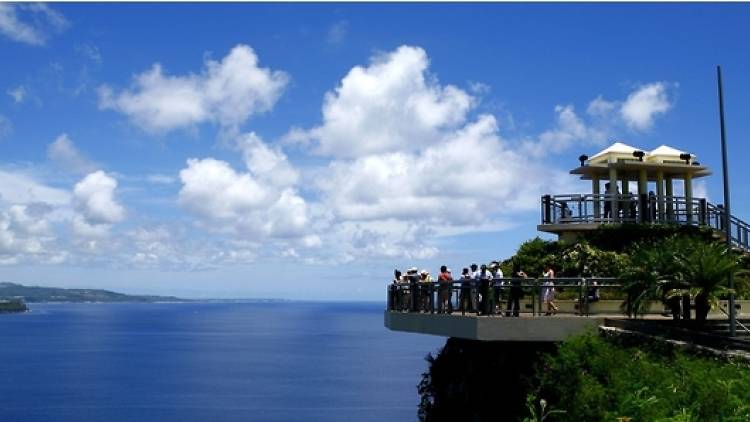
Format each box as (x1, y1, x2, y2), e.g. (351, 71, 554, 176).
(385, 142, 750, 343)
(384, 278, 750, 342)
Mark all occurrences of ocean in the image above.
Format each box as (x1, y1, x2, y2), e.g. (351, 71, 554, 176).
(0, 302, 443, 422)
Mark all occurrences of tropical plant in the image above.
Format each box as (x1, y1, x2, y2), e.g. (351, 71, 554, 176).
(619, 236, 688, 318)
(675, 241, 748, 323)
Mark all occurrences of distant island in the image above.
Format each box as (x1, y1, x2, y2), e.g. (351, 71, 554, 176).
(0, 282, 188, 304)
(0, 297, 27, 313)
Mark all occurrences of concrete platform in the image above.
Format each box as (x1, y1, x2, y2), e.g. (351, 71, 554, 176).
(384, 311, 608, 342)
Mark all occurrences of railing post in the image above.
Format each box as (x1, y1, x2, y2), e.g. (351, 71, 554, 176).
(698, 198, 707, 225)
(542, 195, 552, 224)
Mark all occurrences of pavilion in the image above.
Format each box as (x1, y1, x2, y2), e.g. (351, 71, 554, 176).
(537, 142, 724, 242)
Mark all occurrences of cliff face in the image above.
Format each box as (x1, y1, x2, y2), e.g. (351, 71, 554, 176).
(418, 338, 554, 421)
(418, 333, 750, 422)
(0, 298, 28, 313)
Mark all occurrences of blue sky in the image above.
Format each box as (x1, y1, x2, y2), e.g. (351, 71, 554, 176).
(1, 3, 750, 300)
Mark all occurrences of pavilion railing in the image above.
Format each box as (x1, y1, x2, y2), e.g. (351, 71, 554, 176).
(386, 277, 622, 316)
(540, 193, 750, 252)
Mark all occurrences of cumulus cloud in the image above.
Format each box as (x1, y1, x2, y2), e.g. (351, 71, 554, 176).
(98, 44, 289, 134)
(620, 82, 672, 130)
(178, 135, 308, 240)
(237, 132, 299, 188)
(317, 115, 574, 228)
(73, 171, 125, 226)
(0, 204, 49, 262)
(47, 134, 98, 175)
(523, 105, 606, 157)
(303, 45, 474, 158)
(0, 3, 68, 46)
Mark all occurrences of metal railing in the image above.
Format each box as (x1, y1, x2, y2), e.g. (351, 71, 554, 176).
(386, 277, 621, 317)
(540, 193, 750, 252)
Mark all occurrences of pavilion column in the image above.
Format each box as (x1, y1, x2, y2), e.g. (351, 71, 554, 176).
(638, 169, 648, 195)
(638, 169, 648, 223)
(665, 176, 674, 220)
(656, 171, 665, 221)
(592, 176, 600, 219)
(609, 166, 619, 221)
(685, 173, 693, 223)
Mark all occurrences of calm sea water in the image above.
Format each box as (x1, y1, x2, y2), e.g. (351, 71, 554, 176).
(0, 302, 443, 422)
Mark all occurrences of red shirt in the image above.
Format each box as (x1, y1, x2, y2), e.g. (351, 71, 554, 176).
(438, 272, 453, 282)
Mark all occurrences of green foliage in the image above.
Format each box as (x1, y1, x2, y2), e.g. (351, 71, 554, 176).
(558, 241, 630, 277)
(620, 236, 749, 318)
(499, 237, 562, 277)
(583, 223, 716, 253)
(530, 333, 750, 422)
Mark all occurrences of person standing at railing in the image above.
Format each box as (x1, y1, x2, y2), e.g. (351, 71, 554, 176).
(390, 269, 402, 311)
(476, 264, 493, 315)
(419, 270, 433, 312)
(490, 261, 504, 315)
(406, 267, 418, 311)
(648, 191, 657, 222)
(469, 263, 480, 313)
(459, 268, 474, 315)
(506, 262, 527, 317)
(603, 183, 612, 219)
(437, 266, 453, 314)
(542, 266, 558, 316)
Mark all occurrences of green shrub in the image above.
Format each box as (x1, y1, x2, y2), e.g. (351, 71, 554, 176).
(530, 333, 750, 421)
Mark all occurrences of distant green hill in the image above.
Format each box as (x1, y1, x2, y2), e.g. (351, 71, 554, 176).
(0, 282, 188, 303)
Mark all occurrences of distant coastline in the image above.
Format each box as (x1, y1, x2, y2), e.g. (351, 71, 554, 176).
(0, 282, 189, 304)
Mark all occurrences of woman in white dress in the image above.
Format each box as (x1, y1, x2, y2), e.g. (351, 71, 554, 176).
(542, 266, 558, 315)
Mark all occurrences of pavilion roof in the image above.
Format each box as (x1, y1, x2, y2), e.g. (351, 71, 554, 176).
(589, 142, 639, 162)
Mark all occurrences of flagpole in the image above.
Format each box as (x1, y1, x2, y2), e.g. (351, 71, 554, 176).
(717, 65, 736, 337)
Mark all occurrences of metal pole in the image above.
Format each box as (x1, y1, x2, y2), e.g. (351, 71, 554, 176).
(717, 65, 736, 337)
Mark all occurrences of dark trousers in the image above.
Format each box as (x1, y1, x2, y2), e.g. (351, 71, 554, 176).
(459, 285, 474, 314)
(480, 280, 491, 315)
(506, 285, 522, 317)
(438, 284, 453, 314)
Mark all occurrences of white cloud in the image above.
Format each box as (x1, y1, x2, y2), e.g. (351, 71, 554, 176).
(73, 171, 125, 226)
(237, 132, 299, 188)
(0, 202, 60, 265)
(317, 115, 573, 228)
(47, 134, 98, 175)
(7, 85, 26, 103)
(0, 168, 70, 206)
(98, 44, 289, 134)
(304, 45, 474, 158)
(178, 136, 308, 240)
(620, 82, 672, 131)
(326, 20, 349, 45)
(523, 105, 605, 157)
(0, 3, 68, 46)
(586, 95, 617, 117)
